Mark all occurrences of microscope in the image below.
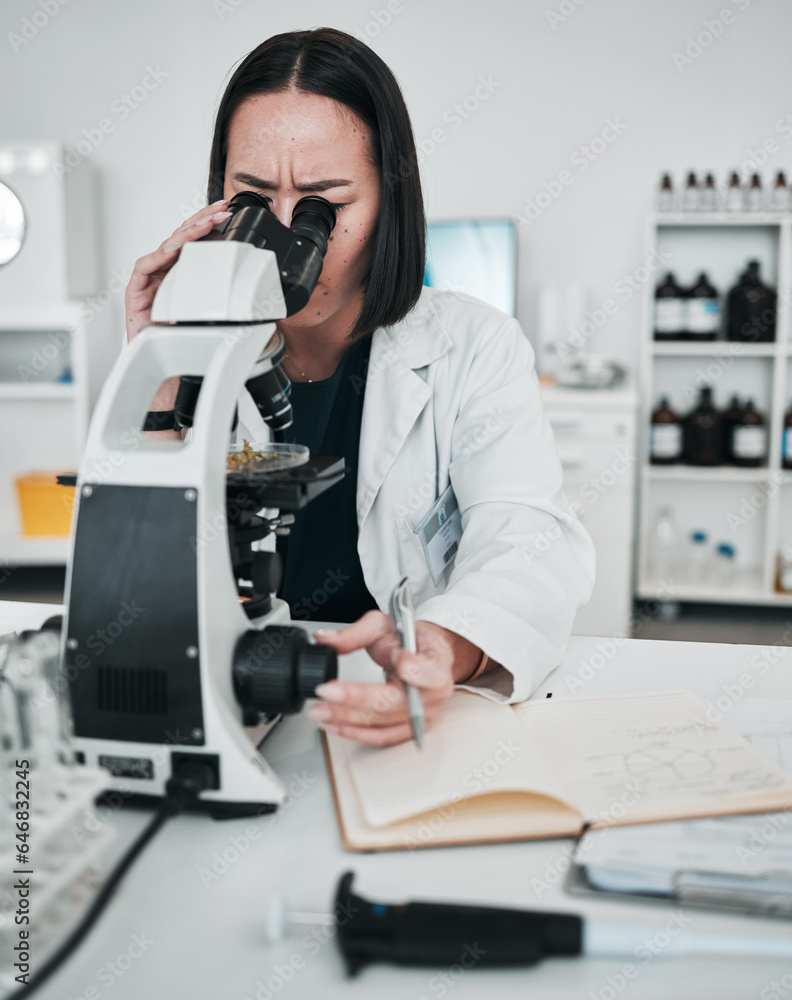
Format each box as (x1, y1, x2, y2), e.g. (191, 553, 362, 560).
(59, 192, 343, 817)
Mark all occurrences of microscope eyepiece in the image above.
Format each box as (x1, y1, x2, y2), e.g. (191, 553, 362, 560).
(218, 190, 337, 315)
(221, 191, 275, 249)
(290, 196, 337, 257)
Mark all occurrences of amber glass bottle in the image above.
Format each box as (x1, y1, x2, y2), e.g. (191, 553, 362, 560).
(721, 395, 743, 464)
(727, 261, 777, 343)
(731, 399, 768, 468)
(686, 272, 720, 341)
(650, 397, 682, 465)
(684, 386, 722, 465)
(654, 273, 686, 340)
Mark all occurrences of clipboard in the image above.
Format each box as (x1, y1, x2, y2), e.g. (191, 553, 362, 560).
(566, 853, 792, 920)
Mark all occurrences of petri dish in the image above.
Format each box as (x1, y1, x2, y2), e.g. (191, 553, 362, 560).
(226, 441, 309, 476)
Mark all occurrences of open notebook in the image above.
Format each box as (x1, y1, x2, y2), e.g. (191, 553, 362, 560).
(322, 690, 792, 852)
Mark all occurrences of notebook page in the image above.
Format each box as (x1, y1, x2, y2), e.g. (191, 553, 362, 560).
(514, 690, 792, 824)
(344, 691, 580, 828)
(572, 698, 792, 892)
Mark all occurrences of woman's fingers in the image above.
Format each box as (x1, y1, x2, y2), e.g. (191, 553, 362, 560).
(134, 206, 232, 279)
(311, 677, 445, 728)
(321, 720, 416, 748)
(172, 198, 232, 234)
(314, 611, 401, 670)
(310, 680, 405, 727)
(125, 199, 232, 341)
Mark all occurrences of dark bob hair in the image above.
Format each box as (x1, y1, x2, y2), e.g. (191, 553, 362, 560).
(207, 27, 425, 338)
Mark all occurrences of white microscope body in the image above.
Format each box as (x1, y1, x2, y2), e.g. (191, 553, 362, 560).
(62, 203, 341, 818)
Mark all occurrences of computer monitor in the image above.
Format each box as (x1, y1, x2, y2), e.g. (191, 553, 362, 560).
(423, 218, 517, 317)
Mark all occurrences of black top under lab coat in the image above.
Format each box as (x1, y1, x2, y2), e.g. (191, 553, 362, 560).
(276, 333, 379, 623)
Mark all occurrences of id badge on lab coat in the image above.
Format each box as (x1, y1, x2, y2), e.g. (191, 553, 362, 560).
(413, 484, 463, 586)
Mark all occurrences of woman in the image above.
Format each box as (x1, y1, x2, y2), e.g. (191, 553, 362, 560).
(124, 27, 595, 747)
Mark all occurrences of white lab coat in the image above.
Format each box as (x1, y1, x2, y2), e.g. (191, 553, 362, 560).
(355, 287, 596, 704)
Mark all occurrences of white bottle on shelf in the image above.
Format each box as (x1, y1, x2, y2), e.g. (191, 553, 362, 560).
(725, 172, 744, 211)
(713, 543, 737, 587)
(687, 530, 710, 586)
(699, 173, 717, 212)
(770, 171, 791, 213)
(682, 172, 699, 211)
(657, 173, 674, 212)
(650, 505, 678, 584)
(746, 174, 764, 212)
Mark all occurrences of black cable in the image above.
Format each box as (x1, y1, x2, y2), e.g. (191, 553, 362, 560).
(10, 797, 181, 999)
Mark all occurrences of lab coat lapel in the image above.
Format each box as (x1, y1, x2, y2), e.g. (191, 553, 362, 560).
(357, 299, 452, 528)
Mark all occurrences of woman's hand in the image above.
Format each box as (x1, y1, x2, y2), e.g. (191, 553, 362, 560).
(310, 611, 482, 746)
(124, 199, 232, 343)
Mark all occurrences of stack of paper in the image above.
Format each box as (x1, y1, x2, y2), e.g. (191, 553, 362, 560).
(571, 700, 792, 915)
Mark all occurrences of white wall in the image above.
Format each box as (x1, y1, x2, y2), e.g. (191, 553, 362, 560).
(2, 0, 791, 375)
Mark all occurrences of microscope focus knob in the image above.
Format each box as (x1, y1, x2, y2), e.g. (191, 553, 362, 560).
(233, 625, 337, 715)
(252, 550, 283, 595)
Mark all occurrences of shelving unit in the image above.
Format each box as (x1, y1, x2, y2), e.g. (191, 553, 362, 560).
(0, 142, 110, 568)
(0, 303, 89, 566)
(636, 212, 792, 608)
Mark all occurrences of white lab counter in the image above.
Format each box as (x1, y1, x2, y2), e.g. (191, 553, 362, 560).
(2, 600, 791, 1000)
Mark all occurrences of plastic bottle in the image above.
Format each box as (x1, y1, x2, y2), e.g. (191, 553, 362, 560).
(657, 173, 674, 212)
(682, 172, 699, 211)
(699, 173, 717, 212)
(771, 171, 791, 212)
(684, 385, 722, 465)
(654, 273, 687, 341)
(726, 171, 744, 211)
(732, 398, 768, 468)
(685, 272, 721, 340)
(746, 173, 764, 212)
(713, 543, 737, 587)
(726, 260, 777, 343)
(650, 505, 678, 583)
(688, 530, 710, 586)
(650, 397, 683, 464)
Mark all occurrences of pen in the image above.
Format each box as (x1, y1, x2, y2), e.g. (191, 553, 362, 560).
(389, 577, 424, 748)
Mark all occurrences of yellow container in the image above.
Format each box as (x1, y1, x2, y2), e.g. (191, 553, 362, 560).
(15, 473, 76, 537)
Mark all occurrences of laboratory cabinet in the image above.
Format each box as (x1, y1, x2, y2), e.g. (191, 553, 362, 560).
(541, 384, 638, 637)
